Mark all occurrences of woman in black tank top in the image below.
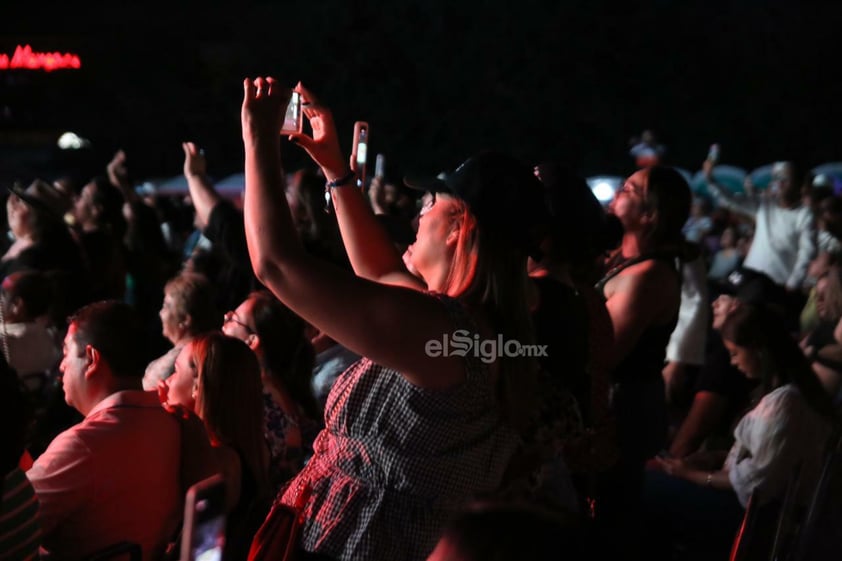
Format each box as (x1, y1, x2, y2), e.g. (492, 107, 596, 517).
(593, 166, 692, 559)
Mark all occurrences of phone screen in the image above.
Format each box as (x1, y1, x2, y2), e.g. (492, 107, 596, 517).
(182, 475, 227, 561)
(356, 128, 368, 167)
(375, 154, 385, 178)
(280, 91, 302, 135)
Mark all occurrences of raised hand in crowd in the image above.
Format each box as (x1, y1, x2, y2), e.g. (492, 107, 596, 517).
(103, 149, 140, 226)
(182, 141, 207, 179)
(106, 149, 131, 191)
(288, 81, 423, 290)
(182, 141, 222, 230)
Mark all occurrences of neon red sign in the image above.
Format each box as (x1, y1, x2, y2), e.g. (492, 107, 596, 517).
(0, 45, 81, 71)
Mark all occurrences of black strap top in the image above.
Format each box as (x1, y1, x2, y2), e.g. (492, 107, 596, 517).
(597, 250, 683, 384)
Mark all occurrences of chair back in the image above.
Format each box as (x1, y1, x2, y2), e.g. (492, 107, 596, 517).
(730, 463, 803, 561)
(791, 431, 842, 560)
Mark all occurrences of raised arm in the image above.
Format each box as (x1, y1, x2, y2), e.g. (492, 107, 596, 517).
(242, 77, 462, 389)
(106, 149, 139, 205)
(702, 160, 759, 218)
(290, 85, 424, 291)
(182, 142, 223, 230)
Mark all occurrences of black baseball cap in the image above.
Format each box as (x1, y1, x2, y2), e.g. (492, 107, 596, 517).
(716, 268, 790, 324)
(404, 151, 550, 258)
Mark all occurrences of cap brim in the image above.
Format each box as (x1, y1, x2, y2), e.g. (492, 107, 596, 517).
(7, 184, 41, 210)
(7, 183, 61, 218)
(403, 175, 451, 194)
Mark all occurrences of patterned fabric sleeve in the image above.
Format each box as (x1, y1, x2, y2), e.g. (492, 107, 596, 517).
(0, 468, 41, 561)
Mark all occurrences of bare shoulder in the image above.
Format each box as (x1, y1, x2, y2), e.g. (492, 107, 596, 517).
(605, 258, 678, 298)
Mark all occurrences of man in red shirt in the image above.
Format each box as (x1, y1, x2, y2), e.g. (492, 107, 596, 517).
(27, 301, 217, 560)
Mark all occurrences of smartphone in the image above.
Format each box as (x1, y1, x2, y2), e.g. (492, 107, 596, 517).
(375, 153, 385, 179)
(352, 121, 369, 187)
(280, 91, 303, 136)
(181, 474, 227, 561)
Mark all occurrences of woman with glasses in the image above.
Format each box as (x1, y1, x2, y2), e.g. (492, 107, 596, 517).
(223, 290, 321, 489)
(241, 78, 549, 561)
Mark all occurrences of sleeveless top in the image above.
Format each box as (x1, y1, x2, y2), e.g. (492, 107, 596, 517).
(277, 293, 520, 561)
(597, 251, 682, 460)
(597, 250, 682, 384)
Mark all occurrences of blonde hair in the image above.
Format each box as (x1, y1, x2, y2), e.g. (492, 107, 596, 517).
(192, 332, 269, 494)
(442, 201, 480, 297)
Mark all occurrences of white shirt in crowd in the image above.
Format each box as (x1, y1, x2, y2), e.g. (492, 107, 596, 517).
(708, 182, 816, 290)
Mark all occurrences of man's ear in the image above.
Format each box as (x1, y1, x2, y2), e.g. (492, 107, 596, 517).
(84, 345, 99, 378)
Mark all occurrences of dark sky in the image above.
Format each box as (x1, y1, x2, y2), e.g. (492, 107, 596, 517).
(1, 0, 841, 186)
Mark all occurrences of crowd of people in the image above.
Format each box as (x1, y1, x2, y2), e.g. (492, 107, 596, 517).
(1, 78, 840, 561)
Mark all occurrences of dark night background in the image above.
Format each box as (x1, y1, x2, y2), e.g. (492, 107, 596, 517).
(1, 0, 841, 187)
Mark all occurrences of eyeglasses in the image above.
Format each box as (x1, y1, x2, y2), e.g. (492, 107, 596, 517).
(223, 311, 254, 334)
(418, 192, 437, 217)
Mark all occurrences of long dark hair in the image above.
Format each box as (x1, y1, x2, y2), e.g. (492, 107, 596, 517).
(191, 332, 269, 494)
(248, 290, 320, 420)
(720, 305, 836, 421)
(642, 166, 692, 249)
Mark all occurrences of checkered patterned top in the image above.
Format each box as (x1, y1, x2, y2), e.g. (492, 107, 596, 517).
(279, 294, 520, 561)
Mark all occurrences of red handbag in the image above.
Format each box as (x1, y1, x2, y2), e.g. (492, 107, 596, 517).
(247, 482, 312, 561)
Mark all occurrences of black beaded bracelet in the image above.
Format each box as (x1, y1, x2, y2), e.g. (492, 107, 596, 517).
(326, 171, 356, 189)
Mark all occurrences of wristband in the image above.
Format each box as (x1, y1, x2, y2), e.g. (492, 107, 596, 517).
(326, 171, 356, 189)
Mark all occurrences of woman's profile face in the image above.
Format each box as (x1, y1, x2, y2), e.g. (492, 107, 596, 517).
(405, 192, 459, 284)
(610, 169, 649, 229)
(159, 290, 185, 345)
(162, 343, 199, 411)
(724, 338, 761, 378)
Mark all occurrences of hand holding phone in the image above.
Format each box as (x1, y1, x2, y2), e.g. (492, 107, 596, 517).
(351, 121, 369, 188)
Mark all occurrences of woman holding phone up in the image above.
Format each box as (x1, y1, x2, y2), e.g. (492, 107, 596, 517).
(241, 77, 549, 561)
